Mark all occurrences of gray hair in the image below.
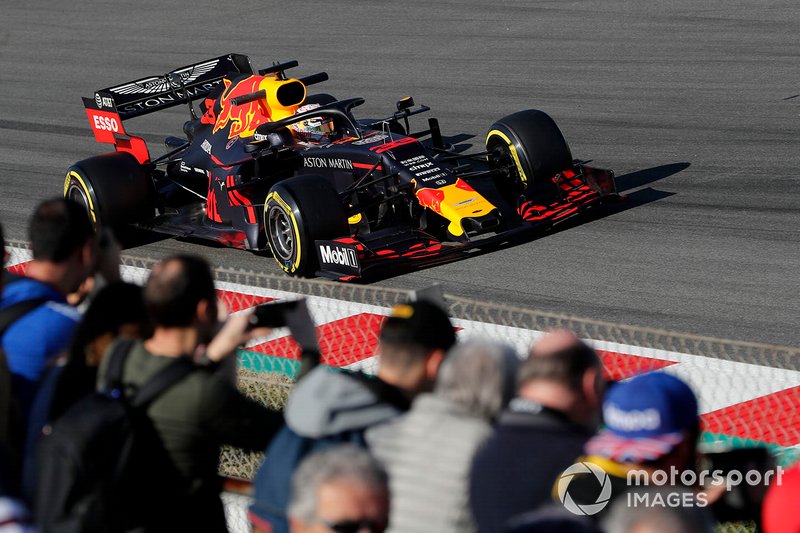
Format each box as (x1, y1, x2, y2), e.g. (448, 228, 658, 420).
(287, 445, 389, 523)
(435, 341, 520, 421)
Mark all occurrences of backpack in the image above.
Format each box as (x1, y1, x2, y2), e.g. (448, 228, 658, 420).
(33, 340, 195, 533)
(249, 370, 409, 533)
(249, 425, 368, 533)
(0, 296, 48, 495)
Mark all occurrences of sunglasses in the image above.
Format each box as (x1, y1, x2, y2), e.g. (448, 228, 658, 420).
(319, 519, 386, 533)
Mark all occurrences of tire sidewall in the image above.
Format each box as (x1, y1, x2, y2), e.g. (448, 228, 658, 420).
(264, 189, 307, 275)
(264, 175, 348, 277)
(63, 152, 153, 229)
(486, 109, 573, 187)
(486, 128, 528, 205)
(64, 168, 101, 228)
(487, 125, 533, 187)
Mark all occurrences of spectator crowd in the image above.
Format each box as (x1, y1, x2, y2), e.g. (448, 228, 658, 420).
(1, 198, 798, 533)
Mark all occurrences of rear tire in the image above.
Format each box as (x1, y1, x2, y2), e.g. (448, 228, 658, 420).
(264, 175, 349, 277)
(63, 152, 155, 231)
(486, 110, 573, 200)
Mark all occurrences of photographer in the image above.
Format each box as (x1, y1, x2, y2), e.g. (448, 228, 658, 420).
(90, 254, 284, 531)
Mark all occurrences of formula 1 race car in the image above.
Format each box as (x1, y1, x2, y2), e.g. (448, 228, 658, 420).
(65, 53, 618, 279)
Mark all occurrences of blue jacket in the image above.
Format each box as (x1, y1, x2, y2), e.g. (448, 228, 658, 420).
(249, 366, 409, 533)
(0, 277, 80, 428)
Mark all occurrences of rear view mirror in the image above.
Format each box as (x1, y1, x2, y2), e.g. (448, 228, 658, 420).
(246, 126, 294, 153)
(396, 96, 414, 111)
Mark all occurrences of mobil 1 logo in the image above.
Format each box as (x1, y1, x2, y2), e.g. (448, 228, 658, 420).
(316, 240, 361, 276)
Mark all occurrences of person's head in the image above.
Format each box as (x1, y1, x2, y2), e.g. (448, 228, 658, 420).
(288, 445, 389, 533)
(586, 372, 700, 472)
(68, 282, 148, 368)
(602, 486, 714, 533)
(291, 103, 335, 143)
(434, 341, 519, 422)
(516, 329, 604, 427)
(377, 299, 456, 397)
(27, 198, 95, 294)
(143, 255, 218, 339)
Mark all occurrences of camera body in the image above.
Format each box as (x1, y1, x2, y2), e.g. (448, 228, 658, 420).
(248, 300, 300, 329)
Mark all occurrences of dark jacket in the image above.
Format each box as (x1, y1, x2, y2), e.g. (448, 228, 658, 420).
(98, 340, 284, 532)
(551, 455, 631, 524)
(469, 398, 595, 533)
(22, 363, 99, 502)
(249, 366, 409, 533)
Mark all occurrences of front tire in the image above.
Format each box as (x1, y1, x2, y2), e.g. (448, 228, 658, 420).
(486, 110, 573, 203)
(264, 175, 349, 277)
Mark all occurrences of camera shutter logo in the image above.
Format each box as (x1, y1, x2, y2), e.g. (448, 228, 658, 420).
(557, 462, 613, 516)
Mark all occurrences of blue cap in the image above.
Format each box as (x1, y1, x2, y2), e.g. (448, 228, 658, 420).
(586, 372, 699, 462)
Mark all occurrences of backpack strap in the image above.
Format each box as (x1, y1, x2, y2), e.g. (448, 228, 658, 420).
(103, 339, 195, 408)
(0, 298, 49, 338)
(130, 357, 195, 408)
(0, 295, 48, 486)
(104, 338, 137, 391)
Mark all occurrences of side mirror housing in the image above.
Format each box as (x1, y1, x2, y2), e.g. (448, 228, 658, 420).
(396, 96, 414, 111)
(246, 126, 294, 153)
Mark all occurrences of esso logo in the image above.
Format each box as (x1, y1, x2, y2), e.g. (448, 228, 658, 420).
(93, 115, 120, 133)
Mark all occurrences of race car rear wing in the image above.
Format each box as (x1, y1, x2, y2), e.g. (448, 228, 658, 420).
(81, 54, 253, 164)
(90, 53, 253, 120)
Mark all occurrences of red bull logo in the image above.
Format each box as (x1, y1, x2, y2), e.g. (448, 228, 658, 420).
(416, 188, 446, 214)
(416, 180, 498, 238)
(213, 76, 271, 139)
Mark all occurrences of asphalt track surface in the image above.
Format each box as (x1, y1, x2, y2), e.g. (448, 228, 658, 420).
(1, 0, 799, 346)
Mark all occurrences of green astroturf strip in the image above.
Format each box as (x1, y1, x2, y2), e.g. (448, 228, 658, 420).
(237, 349, 300, 379)
(701, 432, 799, 467)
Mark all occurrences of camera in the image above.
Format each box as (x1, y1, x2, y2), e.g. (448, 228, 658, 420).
(700, 446, 775, 525)
(247, 300, 301, 329)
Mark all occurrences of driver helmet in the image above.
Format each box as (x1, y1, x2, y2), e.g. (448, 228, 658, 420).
(291, 102, 335, 142)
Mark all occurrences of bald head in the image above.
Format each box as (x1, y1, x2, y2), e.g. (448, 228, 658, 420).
(144, 255, 217, 328)
(515, 329, 604, 427)
(530, 329, 583, 358)
(518, 329, 601, 391)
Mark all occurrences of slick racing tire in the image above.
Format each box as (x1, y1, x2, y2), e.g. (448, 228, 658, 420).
(64, 152, 155, 231)
(486, 109, 573, 202)
(264, 175, 349, 277)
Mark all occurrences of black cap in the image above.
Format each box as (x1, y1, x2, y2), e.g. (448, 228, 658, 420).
(379, 300, 456, 351)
